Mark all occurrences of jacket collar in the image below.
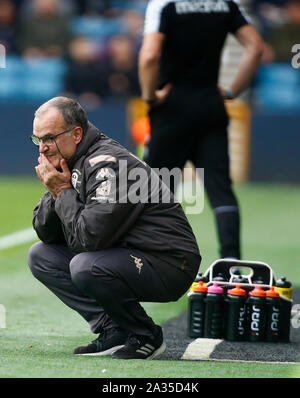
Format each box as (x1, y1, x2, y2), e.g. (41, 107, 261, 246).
(68, 122, 101, 169)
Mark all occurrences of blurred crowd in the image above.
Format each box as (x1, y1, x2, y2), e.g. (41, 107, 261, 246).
(253, 0, 300, 63)
(0, 0, 299, 106)
(0, 0, 145, 105)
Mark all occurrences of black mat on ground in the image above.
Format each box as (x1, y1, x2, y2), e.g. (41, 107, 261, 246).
(160, 288, 300, 362)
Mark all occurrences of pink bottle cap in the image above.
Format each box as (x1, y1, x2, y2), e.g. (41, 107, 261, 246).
(207, 282, 224, 294)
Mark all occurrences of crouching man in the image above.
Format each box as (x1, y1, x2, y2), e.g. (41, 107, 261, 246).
(28, 96, 201, 360)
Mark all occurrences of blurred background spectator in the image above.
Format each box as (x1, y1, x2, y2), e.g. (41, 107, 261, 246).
(261, 0, 300, 62)
(16, 0, 78, 17)
(18, 0, 73, 58)
(122, 9, 144, 49)
(95, 34, 140, 99)
(252, 0, 288, 37)
(63, 35, 102, 108)
(75, 0, 114, 16)
(0, 0, 17, 54)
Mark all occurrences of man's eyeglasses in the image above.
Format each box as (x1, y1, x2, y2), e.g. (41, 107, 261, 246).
(30, 128, 74, 146)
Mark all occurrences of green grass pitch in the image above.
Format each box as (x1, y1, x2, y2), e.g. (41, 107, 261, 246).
(0, 177, 299, 378)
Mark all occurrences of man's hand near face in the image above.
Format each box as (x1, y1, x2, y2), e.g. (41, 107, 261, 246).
(35, 154, 72, 200)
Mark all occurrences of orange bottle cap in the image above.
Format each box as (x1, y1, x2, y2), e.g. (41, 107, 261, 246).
(250, 285, 266, 297)
(266, 286, 280, 297)
(229, 284, 247, 296)
(193, 281, 208, 293)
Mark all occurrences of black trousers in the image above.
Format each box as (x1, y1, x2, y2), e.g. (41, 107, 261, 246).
(146, 85, 241, 259)
(28, 242, 199, 337)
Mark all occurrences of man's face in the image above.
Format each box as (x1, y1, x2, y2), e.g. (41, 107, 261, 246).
(33, 107, 82, 170)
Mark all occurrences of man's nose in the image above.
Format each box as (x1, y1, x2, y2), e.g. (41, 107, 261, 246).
(39, 142, 49, 153)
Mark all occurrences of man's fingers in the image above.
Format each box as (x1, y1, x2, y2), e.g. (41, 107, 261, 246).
(40, 153, 52, 167)
(41, 154, 58, 173)
(35, 166, 42, 181)
(60, 159, 70, 175)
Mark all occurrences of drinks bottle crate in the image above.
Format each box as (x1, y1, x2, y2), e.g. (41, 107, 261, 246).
(187, 259, 292, 342)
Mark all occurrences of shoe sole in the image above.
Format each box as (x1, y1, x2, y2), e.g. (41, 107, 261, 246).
(146, 341, 166, 360)
(74, 344, 124, 356)
(112, 341, 167, 360)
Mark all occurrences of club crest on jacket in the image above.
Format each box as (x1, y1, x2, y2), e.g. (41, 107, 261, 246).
(71, 169, 82, 193)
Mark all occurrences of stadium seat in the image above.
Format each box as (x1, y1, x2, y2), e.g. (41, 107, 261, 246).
(0, 56, 67, 102)
(0, 56, 24, 101)
(70, 16, 125, 40)
(22, 57, 67, 101)
(253, 64, 300, 110)
(111, 0, 147, 13)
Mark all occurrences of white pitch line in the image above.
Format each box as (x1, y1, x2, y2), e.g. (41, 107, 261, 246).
(181, 338, 300, 364)
(181, 338, 223, 361)
(0, 227, 38, 250)
(189, 358, 299, 365)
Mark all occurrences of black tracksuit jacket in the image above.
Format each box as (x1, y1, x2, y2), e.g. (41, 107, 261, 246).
(33, 123, 201, 270)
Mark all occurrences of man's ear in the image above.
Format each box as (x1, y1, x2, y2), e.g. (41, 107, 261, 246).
(73, 126, 83, 145)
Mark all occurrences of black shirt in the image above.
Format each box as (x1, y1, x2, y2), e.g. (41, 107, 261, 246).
(143, 0, 250, 88)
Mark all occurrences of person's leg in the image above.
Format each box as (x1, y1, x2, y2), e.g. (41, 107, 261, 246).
(28, 241, 117, 333)
(146, 101, 192, 193)
(70, 248, 193, 335)
(70, 247, 198, 359)
(191, 129, 241, 259)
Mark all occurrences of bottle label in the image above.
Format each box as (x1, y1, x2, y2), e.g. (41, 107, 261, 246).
(238, 305, 246, 335)
(250, 305, 262, 334)
(270, 306, 279, 333)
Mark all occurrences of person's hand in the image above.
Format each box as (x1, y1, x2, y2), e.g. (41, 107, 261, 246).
(154, 83, 173, 106)
(218, 85, 227, 99)
(35, 154, 72, 200)
(218, 85, 234, 100)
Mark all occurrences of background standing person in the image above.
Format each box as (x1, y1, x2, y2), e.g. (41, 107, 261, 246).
(139, 0, 264, 261)
(27, 96, 201, 360)
(18, 0, 72, 58)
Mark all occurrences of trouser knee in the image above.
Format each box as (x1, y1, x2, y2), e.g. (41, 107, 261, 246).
(69, 253, 96, 293)
(70, 253, 118, 303)
(28, 241, 46, 279)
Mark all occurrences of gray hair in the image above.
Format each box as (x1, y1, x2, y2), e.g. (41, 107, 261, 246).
(34, 96, 89, 133)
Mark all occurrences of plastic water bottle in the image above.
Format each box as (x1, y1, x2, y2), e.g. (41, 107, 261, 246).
(275, 276, 292, 342)
(265, 286, 281, 342)
(252, 276, 264, 285)
(275, 276, 292, 300)
(204, 283, 224, 339)
(187, 282, 207, 338)
(189, 272, 208, 292)
(246, 285, 266, 342)
(231, 275, 249, 284)
(213, 273, 227, 282)
(195, 272, 208, 283)
(225, 285, 247, 341)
